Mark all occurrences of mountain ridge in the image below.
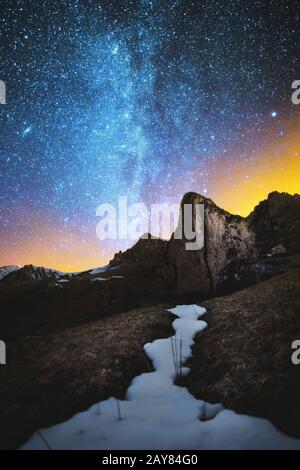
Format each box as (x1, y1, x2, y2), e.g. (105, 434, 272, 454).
(1, 190, 299, 278)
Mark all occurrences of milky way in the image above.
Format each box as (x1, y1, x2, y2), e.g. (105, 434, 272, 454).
(0, 0, 300, 270)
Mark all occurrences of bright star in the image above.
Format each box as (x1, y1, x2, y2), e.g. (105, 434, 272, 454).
(112, 45, 119, 55)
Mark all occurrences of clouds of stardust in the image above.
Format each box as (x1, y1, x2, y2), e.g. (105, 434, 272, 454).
(0, 0, 299, 267)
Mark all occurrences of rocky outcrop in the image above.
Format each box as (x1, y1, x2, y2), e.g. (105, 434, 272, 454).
(164, 191, 300, 297)
(216, 256, 289, 294)
(166, 192, 257, 296)
(247, 191, 300, 255)
(109, 234, 168, 266)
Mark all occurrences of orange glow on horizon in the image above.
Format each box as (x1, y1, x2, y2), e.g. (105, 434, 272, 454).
(0, 230, 108, 273)
(1, 117, 299, 272)
(210, 123, 300, 216)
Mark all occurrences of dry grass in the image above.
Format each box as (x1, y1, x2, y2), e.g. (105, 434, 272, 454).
(0, 305, 173, 449)
(179, 266, 300, 437)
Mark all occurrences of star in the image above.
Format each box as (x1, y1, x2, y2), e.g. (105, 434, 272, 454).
(21, 126, 32, 138)
(0, 0, 299, 270)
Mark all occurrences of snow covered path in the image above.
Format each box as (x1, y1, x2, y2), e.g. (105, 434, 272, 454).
(21, 305, 300, 450)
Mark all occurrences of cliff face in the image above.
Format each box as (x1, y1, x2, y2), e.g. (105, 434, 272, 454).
(166, 192, 257, 296)
(164, 191, 300, 296)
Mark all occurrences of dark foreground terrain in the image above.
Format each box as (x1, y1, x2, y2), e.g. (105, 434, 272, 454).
(180, 263, 300, 437)
(0, 305, 173, 449)
(1, 262, 300, 449)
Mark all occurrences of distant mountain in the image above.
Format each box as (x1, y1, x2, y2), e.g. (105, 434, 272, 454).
(2, 264, 62, 283)
(0, 265, 20, 280)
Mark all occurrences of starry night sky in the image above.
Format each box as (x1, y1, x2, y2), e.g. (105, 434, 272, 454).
(1, 0, 300, 271)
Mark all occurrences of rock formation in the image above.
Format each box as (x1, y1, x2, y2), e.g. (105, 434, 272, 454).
(109, 233, 168, 266)
(247, 191, 300, 255)
(166, 192, 257, 296)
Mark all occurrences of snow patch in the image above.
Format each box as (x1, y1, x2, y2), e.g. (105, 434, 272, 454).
(88, 265, 110, 275)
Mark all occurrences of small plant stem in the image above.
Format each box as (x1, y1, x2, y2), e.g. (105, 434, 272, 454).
(179, 333, 183, 377)
(116, 399, 122, 421)
(37, 431, 52, 450)
(171, 337, 177, 376)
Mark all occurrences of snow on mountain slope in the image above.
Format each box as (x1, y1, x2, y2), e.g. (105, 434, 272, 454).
(2, 264, 62, 283)
(0, 262, 118, 284)
(0, 265, 20, 280)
